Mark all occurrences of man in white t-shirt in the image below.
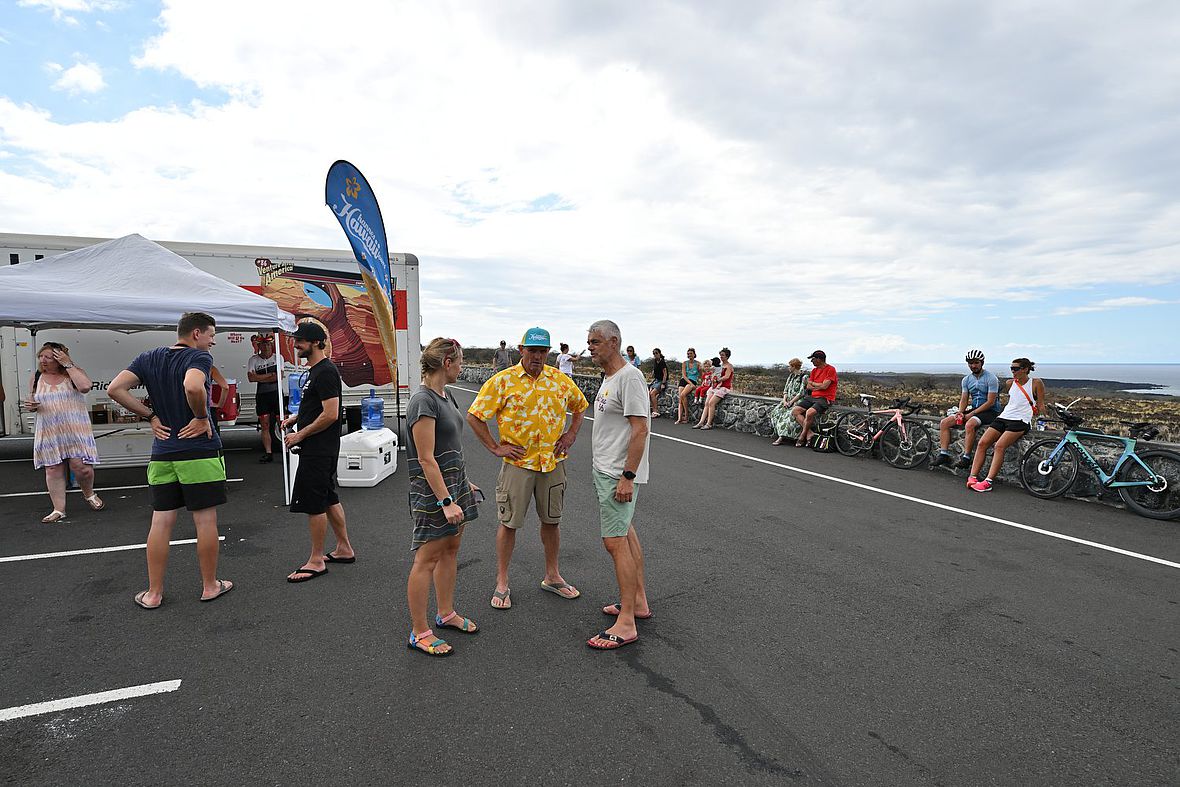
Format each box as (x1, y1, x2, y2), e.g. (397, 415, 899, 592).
(585, 319, 651, 651)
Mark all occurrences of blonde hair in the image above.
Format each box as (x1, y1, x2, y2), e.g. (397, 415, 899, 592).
(421, 337, 460, 376)
(38, 341, 69, 357)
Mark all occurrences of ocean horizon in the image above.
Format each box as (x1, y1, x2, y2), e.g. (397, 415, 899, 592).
(839, 363, 1180, 396)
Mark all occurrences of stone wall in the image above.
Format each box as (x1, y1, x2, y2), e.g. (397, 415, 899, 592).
(458, 366, 1178, 513)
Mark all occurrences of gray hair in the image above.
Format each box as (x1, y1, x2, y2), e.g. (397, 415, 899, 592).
(587, 319, 621, 344)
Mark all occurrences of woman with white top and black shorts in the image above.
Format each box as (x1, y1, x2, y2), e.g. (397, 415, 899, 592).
(967, 358, 1047, 493)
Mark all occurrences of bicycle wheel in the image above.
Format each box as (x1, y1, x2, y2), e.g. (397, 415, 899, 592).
(880, 419, 931, 469)
(1019, 439, 1079, 499)
(1116, 449, 1180, 520)
(835, 412, 871, 456)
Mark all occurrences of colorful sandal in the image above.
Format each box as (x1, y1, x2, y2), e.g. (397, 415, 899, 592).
(408, 629, 453, 657)
(435, 611, 478, 633)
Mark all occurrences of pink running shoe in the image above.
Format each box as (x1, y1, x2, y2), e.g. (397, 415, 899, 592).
(971, 479, 993, 493)
(966, 475, 977, 488)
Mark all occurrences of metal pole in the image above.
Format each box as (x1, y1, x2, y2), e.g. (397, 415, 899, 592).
(275, 330, 290, 506)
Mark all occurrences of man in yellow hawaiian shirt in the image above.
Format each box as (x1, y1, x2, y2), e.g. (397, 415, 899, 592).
(467, 326, 590, 610)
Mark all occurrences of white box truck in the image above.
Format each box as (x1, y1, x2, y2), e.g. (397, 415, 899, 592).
(0, 233, 421, 463)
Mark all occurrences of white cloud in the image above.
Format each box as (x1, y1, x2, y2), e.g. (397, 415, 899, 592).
(1, 1, 1178, 362)
(49, 59, 106, 94)
(18, 0, 121, 20)
(1053, 297, 1174, 316)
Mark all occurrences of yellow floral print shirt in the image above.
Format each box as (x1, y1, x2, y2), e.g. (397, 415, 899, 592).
(467, 364, 590, 472)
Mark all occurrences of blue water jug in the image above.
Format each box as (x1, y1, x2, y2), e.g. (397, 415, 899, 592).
(362, 388, 384, 430)
(287, 371, 307, 415)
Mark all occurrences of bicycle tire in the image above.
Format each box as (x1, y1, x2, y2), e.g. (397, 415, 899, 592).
(835, 412, 871, 457)
(1116, 449, 1180, 520)
(880, 419, 931, 469)
(1019, 439, 1079, 500)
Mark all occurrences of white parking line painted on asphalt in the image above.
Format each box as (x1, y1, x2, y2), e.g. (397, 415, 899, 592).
(448, 384, 1180, 570)
(0, 447, 255, 464)
(0, 479, 245, 498)
(0, 680, 182, 722)
(0, 536, 226, 564)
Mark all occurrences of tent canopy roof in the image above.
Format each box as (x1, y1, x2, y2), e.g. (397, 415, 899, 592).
(0, 233, 296, 332)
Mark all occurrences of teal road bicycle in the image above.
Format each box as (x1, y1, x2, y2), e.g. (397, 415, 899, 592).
(1018, 399, 1180, 520)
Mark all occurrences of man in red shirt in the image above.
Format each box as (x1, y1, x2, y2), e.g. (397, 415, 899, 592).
(791, 350, 837, 446)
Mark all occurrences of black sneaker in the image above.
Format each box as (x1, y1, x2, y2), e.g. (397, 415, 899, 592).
(930, 452, 952, 468)
(259, 453, 273, 464)
(954, 454, 971, 469)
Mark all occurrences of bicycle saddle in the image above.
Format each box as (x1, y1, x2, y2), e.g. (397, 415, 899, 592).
(1119, 420, 1153, 429)
(859, 394, 877, 401)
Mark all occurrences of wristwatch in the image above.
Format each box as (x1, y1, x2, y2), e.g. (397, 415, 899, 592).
(437, 497, 454, 508)
(622, 470, 637, 480)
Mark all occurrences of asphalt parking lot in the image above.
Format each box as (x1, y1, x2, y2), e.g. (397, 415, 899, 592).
(1, 384, 1177, 786)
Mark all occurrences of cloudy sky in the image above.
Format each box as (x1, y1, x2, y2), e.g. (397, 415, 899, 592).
(1, 0, 1177, 365)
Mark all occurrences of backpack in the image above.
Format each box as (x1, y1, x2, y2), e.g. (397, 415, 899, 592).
(811, 420, 837, 453)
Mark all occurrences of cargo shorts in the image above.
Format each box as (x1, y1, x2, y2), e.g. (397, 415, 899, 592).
(495, 460, 566, 528)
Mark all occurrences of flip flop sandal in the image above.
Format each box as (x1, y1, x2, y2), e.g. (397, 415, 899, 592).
(200, 579, 234, 602)
(408, 629, 453, 657)
(134, 591, 162, 610)
(41, 510, 67, 523)
(602, 603, 653, 619)
(587, 631, 638, 650)
(540, 579, 580, 600)
(435, 611, 478, 633)
(287, 567, 328, 583)
(490, 588, 512, 609)
(84, 494, 105, 511)
(323, 553, 356, 564)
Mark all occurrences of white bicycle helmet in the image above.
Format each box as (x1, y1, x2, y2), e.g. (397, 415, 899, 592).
(965, 349, 985, 362)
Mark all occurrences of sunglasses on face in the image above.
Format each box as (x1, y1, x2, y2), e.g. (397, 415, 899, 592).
(1010, 366, 1024, 371)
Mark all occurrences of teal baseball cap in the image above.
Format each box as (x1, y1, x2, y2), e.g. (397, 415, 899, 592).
(520, 326, 551, 348)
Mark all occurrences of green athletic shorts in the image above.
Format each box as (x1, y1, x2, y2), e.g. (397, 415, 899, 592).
(593, 469, 640, 538)
(148, 450, 227, 511)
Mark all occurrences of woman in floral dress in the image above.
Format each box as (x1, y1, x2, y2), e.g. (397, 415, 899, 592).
(769, 358, 807, 445)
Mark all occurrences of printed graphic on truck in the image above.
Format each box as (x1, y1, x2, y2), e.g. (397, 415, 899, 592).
(250, 258, 408, 388)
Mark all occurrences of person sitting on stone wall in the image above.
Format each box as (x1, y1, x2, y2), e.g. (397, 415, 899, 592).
(769, 358, 808, 446)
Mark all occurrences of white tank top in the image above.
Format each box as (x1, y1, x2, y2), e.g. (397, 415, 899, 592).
(999, 375, 1037, 423)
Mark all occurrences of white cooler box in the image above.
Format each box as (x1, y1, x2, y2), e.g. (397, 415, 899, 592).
(336, 427, 398, 487)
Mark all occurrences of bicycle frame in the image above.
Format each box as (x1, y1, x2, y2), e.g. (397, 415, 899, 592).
(848, 406, 912, 447)
(1045, 429, 1160, 488)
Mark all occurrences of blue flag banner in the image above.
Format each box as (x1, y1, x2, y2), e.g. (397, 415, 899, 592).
(324, 160, 398, 383)
(325, 160, 392, 299)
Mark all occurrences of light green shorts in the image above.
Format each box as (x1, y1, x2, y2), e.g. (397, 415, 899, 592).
(593, 469, 639, 538)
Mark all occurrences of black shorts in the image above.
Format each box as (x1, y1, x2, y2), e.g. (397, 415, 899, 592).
(960, 409, 998, 427)
(255, 389, 281, 418)
(798, 395, 832, 414)
(290, 454, 340, 515)
(987, 417, 1030, 435)
(679, 378, 696, 389)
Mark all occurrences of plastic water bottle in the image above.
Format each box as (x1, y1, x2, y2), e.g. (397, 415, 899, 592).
(287, 371, 306, 415)
(1036, 417, 1046, 431)
(362, 388, 384, 430)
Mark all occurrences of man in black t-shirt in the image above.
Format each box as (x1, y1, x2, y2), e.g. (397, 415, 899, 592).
(281, 322, 356, 582)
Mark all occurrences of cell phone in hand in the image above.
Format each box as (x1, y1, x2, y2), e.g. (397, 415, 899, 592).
(472, 488, 486, 504)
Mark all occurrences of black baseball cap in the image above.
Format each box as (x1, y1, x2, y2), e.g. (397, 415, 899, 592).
(808, 349, 826, 360)
(292, 322, 327, 341)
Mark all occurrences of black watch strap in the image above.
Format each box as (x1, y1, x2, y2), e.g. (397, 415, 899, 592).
(622, 470, 637, 480)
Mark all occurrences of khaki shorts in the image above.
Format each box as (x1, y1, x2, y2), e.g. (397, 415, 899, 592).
(495, 460, 567, 528)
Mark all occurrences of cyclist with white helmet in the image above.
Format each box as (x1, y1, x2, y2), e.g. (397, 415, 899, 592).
(931, 349, 1001, 469)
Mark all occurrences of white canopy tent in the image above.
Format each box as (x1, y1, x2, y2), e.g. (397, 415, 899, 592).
(0, 233, 299, 501)
(0, 233, 297, 332)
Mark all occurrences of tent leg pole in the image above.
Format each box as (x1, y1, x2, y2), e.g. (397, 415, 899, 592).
(275, 332, 290, 506)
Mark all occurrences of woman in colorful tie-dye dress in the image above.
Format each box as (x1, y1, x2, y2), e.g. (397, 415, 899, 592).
(25, 343, 102, 522)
